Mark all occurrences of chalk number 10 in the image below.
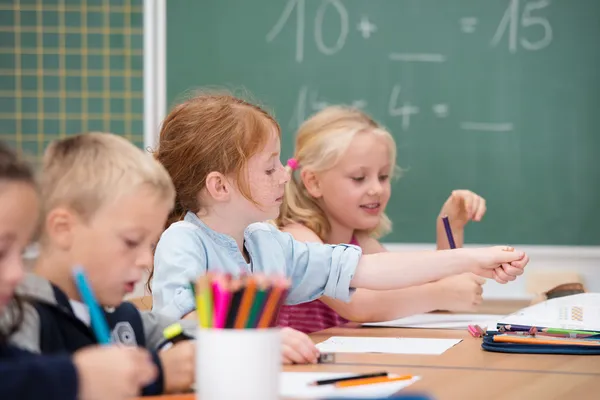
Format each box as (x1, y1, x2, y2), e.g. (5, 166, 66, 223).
(491, 0, 552, 53)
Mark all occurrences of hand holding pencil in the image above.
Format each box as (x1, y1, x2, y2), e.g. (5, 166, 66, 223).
(440, 190, 487, 226)
(441, 216, 529, 285)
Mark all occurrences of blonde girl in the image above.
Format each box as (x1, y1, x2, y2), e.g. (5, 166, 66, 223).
(276, 106, 490, 333)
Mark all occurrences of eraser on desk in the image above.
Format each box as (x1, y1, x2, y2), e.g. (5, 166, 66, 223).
(318, 352, 335, 364)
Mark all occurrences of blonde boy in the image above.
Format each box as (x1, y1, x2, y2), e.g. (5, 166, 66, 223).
(10, 133, 195, 395)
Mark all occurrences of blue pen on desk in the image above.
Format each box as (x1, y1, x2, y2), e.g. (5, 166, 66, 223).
(72, 266, 111, 345)
(442, 215, 456, 249)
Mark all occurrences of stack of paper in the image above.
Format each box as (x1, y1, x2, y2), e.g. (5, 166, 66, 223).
(316, 336, 461, 355)
(362, 313, 504, 330)
(280, 372, 421, 399)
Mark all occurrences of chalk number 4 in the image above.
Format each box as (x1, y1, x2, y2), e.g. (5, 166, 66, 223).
(491, 0, 552, 53)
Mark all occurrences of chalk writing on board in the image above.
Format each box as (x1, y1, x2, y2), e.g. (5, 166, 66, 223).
(460, 17, 478, 34)
(432, 104, 450, 118)
(491, 0, 552, 53)
(267, 0, 350, 63)
(291, 86, 514, 133)
(388, 85, 420, 131)
(357, 16, 377, 39)
(389, 53, 446, 63)
(267, 0, 305, 62)
(315, 0, 349, 55)
(289, 85, 367, 129)
(460, 122, 514, 132)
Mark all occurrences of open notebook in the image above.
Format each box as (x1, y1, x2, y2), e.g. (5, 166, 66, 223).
(493, 293, 600, 332)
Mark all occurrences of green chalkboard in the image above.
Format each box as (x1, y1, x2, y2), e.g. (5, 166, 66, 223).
(167, 0, 600, 245)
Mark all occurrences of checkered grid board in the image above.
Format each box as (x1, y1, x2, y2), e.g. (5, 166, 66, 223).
(0, 0, 144, 163)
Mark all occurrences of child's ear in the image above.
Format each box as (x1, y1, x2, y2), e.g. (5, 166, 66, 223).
(45, 207, 78, 250)
(205, 171, 231, 202)
(301, 170, 323, 198)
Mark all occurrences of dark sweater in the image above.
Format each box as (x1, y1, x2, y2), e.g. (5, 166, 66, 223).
(0, 343, 78, 400)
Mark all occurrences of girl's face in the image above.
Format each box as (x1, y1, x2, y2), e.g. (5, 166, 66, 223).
(232, 129, 290, 224)
(0, 181, 38, 312)
(311, 132, 392, 234)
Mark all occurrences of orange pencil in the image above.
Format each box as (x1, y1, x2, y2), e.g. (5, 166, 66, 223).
(234, 277, 257, 329)
(335, 375, 413, 388)
(493, 335, 600, 346)
(256, 278, 285, 328)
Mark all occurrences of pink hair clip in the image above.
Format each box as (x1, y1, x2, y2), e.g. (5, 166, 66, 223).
(287, 158, 300, 171)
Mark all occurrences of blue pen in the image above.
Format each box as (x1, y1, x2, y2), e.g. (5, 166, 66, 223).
(72, 266, 112, 345)
(442, 215, 456, 249)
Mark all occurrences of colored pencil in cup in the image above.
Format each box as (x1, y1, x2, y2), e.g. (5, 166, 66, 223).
(196, 274, 213, 328)
(246, 275, 270, 328)
(234, 276, 257, 329)
(72, 266, 112, 345)
(257, 278, 287, 329)
(212, 275, 232, 329)
(225, 279, 245, 329)
(268, 277, 291, 327)
(441, 215, 456, 249)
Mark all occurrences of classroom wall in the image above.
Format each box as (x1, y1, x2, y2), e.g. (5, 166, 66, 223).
(0, 1, 145, 162)
(6, 3, 598, 303)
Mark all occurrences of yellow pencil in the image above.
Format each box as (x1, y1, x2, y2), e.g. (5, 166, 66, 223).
(196, 274, 213, 328)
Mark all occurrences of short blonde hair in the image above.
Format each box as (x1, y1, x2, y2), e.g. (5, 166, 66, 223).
(276, 106, 398, 241)
(41, 132, 175, 224)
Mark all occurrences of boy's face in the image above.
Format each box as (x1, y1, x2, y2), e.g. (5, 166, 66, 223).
(69, 187, 171, 307)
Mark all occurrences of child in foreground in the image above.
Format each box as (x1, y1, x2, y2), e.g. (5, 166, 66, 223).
(0, 141, 156, 399)
(8, 133, 195, 395)
(276, 106, 491, 333)
(150, 92, 529, 362)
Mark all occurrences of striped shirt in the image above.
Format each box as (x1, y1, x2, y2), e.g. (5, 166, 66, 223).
(276, 236, 359, 333)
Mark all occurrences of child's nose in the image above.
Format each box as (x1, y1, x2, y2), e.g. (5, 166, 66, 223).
(369, 180, 383, 195)
(4, 254, 24, 288)
(136, 248, 154, 270)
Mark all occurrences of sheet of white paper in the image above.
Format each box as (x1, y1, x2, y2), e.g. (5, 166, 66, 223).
(498, 293, 600, 331)
(280, 372, 420, 399)
(362, 313, 505, 330)
(316, 336, 462, 355)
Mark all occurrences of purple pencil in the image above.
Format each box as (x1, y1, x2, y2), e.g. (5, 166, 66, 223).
(442, 215, 456, 249)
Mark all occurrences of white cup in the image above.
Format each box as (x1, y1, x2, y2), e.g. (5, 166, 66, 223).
(195, 328, 281, 400)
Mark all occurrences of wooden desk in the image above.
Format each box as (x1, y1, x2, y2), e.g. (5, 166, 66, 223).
(138, 300, 600, 399)
(310, 300, 600, 374)
(141, 364, 600, 400)
(311, 326, 600, 374)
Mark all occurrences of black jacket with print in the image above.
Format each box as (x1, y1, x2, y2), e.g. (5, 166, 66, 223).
(6, 273, 195, 396)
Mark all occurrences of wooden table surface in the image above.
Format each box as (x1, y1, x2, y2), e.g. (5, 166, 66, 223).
(137, 300, 600, 400)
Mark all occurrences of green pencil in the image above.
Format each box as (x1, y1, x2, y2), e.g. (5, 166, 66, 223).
(246, 286, 270, 328)
(544, 328, 600, 335)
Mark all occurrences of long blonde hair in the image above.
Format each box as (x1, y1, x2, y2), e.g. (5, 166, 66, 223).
(276, 106, 398, 241)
